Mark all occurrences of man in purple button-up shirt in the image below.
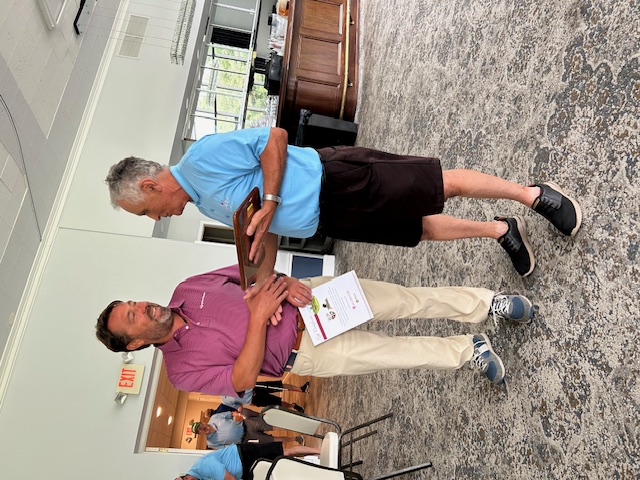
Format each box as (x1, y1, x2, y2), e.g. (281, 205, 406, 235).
(160, 265, 300, 396)
(97, 265, 305, 396)
(96, 264, 535, 394)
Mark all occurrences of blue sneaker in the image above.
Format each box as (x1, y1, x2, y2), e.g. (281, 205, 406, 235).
(470, 334, 505, 385)
(489, 294, 535, 326)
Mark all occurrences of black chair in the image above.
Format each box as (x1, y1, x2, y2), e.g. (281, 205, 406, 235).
(295, 109, 358, 149)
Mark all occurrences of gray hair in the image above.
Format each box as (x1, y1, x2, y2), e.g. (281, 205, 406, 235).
(105, 156, 166, 207)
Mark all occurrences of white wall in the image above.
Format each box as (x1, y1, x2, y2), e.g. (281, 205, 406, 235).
(166, 202, 215, 242)
(60, 0, 207, 237)
(0, 1, 222, 477)
(0, 228, 237, 478)
(0, 1, 295, 478)
(0, 0, 121, 354)
(256, 0, 277, 59)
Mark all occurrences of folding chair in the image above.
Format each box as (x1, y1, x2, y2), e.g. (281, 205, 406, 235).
(251, 455, 432, 480)
(250, 456, 363, 480)
(250, 458, 275, 480)
(320, 431, 340, 468)
(260, 406, 432, 478)
(261, 405, 389, 467)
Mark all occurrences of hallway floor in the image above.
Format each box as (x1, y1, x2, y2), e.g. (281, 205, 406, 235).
(303, 1, 639, 478)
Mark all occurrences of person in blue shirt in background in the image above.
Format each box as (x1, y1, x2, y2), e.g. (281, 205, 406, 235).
(176, 441, 320, 480)
(192, 406, 301, 449)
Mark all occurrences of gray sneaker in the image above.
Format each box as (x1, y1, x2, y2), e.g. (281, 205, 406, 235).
(489, 294, 534, 327)
(470, 334, 505, 385)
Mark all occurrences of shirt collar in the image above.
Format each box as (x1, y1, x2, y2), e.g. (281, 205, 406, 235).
(156, 306, 191, 353)
(170, 164, 200, 204)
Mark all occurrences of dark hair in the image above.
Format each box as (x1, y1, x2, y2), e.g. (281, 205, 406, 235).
(95, 300, 150, 352)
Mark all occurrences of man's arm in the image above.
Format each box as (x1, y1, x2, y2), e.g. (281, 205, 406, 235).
(223, 472, 236, 480)
(231, 275, 288, 392)
(246, 127, 288, 262)
(252, 232, 279, 288)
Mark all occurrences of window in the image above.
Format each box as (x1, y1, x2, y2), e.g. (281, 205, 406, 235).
(183, 0, 269, 141)
(198, 222, 235, 244)
(187, 43, 268, 138)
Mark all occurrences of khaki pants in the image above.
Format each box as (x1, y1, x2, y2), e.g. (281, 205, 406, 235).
(290, 277, 494, 377)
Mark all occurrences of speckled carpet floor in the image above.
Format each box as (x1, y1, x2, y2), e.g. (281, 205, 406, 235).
(306, 1, 639, 479)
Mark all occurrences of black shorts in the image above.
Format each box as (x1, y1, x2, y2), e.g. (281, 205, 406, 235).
(317, 146, 445, 247)
(239, 442, 284, 480)
(252, 381, 283, 407)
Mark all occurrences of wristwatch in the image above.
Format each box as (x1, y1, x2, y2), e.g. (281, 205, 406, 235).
(262, 193, 282, 206)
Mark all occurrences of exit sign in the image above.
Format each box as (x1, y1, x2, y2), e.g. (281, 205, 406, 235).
(115, 364, 145, 394)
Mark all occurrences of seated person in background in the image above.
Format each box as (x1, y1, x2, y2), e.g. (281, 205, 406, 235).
(192, 406, 302, 449)
(176, 442, 320, 480)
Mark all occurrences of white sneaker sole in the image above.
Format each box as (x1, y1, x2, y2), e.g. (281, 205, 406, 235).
(497, 214, 536, 277)
(543, 181, 583, 237)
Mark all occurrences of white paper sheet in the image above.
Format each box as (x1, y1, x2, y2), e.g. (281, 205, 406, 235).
(298, 271, 373, 346)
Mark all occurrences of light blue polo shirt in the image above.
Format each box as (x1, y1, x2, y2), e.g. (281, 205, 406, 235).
(187, 446, 243, 480)
(205, 412, 244, 448)
(171, 127, 322, 238)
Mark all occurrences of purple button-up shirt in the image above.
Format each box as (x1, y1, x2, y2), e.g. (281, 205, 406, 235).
(157, 265, 298, 396)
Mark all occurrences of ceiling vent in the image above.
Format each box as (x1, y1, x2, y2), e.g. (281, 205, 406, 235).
(118, 15, 150, 59)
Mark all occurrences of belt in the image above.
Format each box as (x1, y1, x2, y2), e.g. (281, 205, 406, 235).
(284, 312, 306, 372)
(294, 311, 305, 349)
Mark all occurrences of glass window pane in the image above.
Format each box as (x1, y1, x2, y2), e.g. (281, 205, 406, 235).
(188, 40, 270, 138)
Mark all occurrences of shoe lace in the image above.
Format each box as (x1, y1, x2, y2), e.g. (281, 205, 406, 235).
(470, 350, 488, 373)
(500, 231, 521, 253)
(489, 294, 509, 328)
(536, 188, 562, 212)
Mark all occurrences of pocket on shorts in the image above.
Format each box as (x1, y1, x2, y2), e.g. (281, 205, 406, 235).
(322, 162, 372, 202)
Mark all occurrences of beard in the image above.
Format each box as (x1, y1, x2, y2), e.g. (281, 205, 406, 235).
(144, 304, 174, 341)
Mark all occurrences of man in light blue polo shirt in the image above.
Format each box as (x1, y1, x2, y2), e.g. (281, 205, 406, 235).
(177, 442, 320, 480)
(193, 407, 299, 449)
(106, 127, 582, 279)
(172, 128, 321, 239)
